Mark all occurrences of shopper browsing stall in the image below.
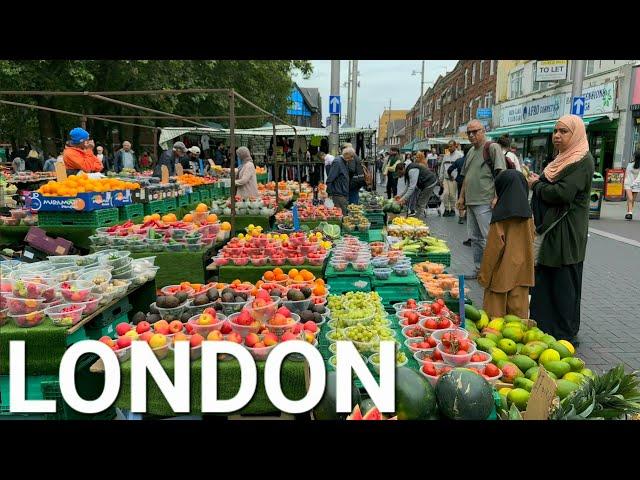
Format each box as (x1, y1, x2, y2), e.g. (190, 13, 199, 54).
(234, 146, 259, 199)
(62, 127, 103, 174)
(396, 151, 438, 223)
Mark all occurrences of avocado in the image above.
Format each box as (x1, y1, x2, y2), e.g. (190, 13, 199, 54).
(194, 294, 209, 306)
(221, 288, 235, 298)
(287, 289, 305, 301)
(221, 292, 235, 302)
(300, 286, 312, 299)
(163, 296, 180, 308)
(132, 311, 146, 325)
(300, 310, 314, 321)
(311, 304, 326, 314)
(146, 313, 161, 324)
(271, 288, 283, 298)
(149, 303, 160, 314)
(156, 296, 168, 308)
(313, 312, 322, 322)
(207, 288, 219, 302)
(181, 311, 193, 322)
(175, 292, 188, 304)
(236, 292, 248, 300)
(213, 303, 223, 311)
(234, 296, 246, 303)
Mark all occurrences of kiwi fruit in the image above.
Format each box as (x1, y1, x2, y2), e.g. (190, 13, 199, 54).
(132, 311, 146, 325)
(207, 288, 219, 302)
(194, 294, 209, 306)
(181, 311, 193, 322)
(300, 287, 312, 299)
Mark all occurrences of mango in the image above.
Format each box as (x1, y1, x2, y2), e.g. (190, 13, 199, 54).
(502, 326, 524, 343)
(490, 347, 509, 363)
(563, 357, 585, 372)
(511, 354, 537, 373)
(501, 362, 524, 383)
(514, 377, 535, 392)
(543, 360, 571, 379)
(498, 338, 517, 355)
(508, 388, 530, 410)
(556, 379, 580, 399)
(562, 372, 587, 385)
(488, 318, 505, 331)
(550, 341, 572, 359)
(521, 341, 548, 361)
(476, 337, 497, 352)
(539, 349, 561, 365)
(503, 314, 521, 324)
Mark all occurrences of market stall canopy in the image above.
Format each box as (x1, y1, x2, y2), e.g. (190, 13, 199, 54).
(159, 125, 377, 150)
(487, 115, 611, 138)
(401, 139, 416, 152)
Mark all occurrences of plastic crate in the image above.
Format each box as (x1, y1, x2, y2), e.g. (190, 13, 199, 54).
(164, 197, 177, 212)
(143, 199, 166, 216)
(85, 297, 132, 332)
(425, 252, 451, 267)
(256, 173, 268, 184)
(66, 327, 89, 346)
(199, 188, 211, 201)
(118, 203, 145, 222)
(85, 311, 131, 340)
(38, 208, 120, 228)
(368, 229, 384, 242)
(364, 212, 385, 229)
(177, 194, 190, 208)
(375, 284, 423, 308)
(188, 191, 201, 205)
(326, 276, 372, 296)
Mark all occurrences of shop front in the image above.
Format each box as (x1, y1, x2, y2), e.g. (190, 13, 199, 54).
(631, 66, 640, 155)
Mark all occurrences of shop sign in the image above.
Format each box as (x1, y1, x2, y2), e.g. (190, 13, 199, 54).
(522, 94, 563, 123)
(562, 81, 616, 116)
(535, 61, 568, 82)
(605, 168, 626, 201)
(500, 104, 523, 126)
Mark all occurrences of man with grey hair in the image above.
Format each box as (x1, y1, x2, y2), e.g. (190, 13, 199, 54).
(343, 142, 366, 204)
(326, 147, 353, 215)
(456, 119, 506, 279)
(154, 141, 188, 177)
(235, 146, 259, 199)
(113, 141, 138, 173)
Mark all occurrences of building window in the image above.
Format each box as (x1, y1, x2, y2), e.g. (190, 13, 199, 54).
(472, 63, 476, 84)
(487, 92, 493, 107)
(509, 68, 523, 99)
(469, 100, 474, 119)
(453, 109, 457, 130)
(479, 60, 484, 81)
(436, 98, 441, 110)
(464, 69, 468, 88)
(586, 60, 595, 75)
(490, 60, 496, 76)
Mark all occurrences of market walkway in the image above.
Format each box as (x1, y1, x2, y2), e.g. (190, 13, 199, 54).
(375, 178, 640, 374)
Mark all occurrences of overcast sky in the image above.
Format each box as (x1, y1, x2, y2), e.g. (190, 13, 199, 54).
(292, 60, 459, 129)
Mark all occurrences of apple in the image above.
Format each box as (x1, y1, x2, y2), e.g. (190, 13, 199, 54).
(169, 320, 183, 333)
(173, 332, 189, 342)
(235, 310, 252, 326)
(203, 307, 216, 316)
(190, 333, 204, 347)
(207, 330, 223, 341)
(303, 321, 318, 333)
(184, 322, 195, 334)
(117, 336, 132, 349)
(149, 334, 167, 349)
(136, 321, 151, 334)
(136, 331, 152, 343)
(255, 289, 271, 302)
(281, 331, 298, 342)
(124, 330, 139, 341)
(263, 333, 278, 346)
(253, 341, 266, 348)
(245, 332, 260, 348)
(116, 322, 132, 336)
(225, 332, 243, 344)
(154, 320, 170, 335)
(220, 321, 233, 334)
(99, 336, 115, 347)
(292, 323, 303, 335)
(197, 313, 214, 326)
(276, 306, 291, 318)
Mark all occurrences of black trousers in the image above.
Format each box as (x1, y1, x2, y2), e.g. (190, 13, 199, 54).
(386, 175, 398, 199)
(530, 262, 583, 341)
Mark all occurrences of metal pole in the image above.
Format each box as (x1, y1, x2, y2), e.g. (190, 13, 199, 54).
(229, 90, 236, 237)
(387, 99, 392, 149)
(329, 60, 340, 156)
(81, 115, 87, 130)
(346, 60, 352, 126)
(153, 129, 158, 167)
(419, 60, 425, 140)
(352, 60, 359, 127)
(571, 60, 586, 101)
(273, 117, 279, 207)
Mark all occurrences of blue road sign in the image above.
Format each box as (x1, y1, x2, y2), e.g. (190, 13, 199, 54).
(571, 96, 585, 117)
(329, 95, 341, 115)
(477, 108, 492, 119)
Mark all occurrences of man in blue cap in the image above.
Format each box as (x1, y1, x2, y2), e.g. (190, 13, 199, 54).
(63, 127, 103, 173)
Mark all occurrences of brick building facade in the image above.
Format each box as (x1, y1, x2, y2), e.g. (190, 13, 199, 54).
(406, 60, 498, 141)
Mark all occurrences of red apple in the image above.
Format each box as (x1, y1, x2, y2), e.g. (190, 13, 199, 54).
(292, 323, 303, 335)
(276, 306, 291, 318)
(116, 322, 132, 336)
(245, 332, 260, 347)
(203, 307, 216, 316)
(190, 333, 204, 347)
(139, 331, 153, 343)
(99, 336, 115, 347)
(303, 321, 318, 333)
(169, 320, 183, 333)
(226, 332, 243, 344)
(136, 321, 151, 334)
(117, 336, 132, 349)
(220, 321, 233, 334)
(184, 322, 195, 334)
(281, 331, 298, 342)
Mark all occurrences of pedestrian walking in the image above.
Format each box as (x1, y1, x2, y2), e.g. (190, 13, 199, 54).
(326, 147, 353, 215)
(440, 140, 463, 217)
(448, 153, 467, 225)
(396, 151, 438, 223)
(427, 148, 438, 172)
(478, 170, 535, 319)
(528, 114, 594, 344)
(456, 119, 507, 279)
(624, 151, 640, 220)
(383, 147, 402, 199)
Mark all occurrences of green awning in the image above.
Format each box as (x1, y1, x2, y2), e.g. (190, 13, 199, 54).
(413, 139, 431, 151)
(487, 115, 611, 137)
(401, 140, 416, 152)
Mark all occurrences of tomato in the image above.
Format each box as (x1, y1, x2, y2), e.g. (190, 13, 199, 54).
(458, 339, 470, 351)
(431, 303, 442, 315)
(470, 353, 484, 362)
(432, 349, 443, 361)
(484, 364, 500, 377)
(442, 332, 452, 344)
(424, 318, 437, 329)
(427, 336, 437, 348)
(439, 318, 451, 329)
(437, 299, 445, 306)
(457, 349, 467, 356)
(422, 363, 437, 376)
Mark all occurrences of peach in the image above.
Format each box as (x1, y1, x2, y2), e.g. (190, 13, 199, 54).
(303, 321, 318, 333)
(197, 312, 215, 326)
(116, 322, 131, 336)
(117, 336, 132, 349)
(292, 323, 303, 335)
(139, 331, 153, 343)
(245, 332, 260, 348)
(281, 331, 298, 342)
(169, 320, 183, 333)
(99, 336, 115, 347)
(173, 332, 189, 342)
(254, 341, 266, 348)
(263, 333, 278, 346)
(226, 332, 243, 344)
(184, 322, 195, 334)
(203, 307, 216, 316)
(154, 320, 170, 335)
(124, 330, 139, 341)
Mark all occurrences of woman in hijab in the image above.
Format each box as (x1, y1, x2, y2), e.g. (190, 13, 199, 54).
(478, 170, 535, 319)
(527, 115, 594, 344)
(234, 146, 260, 200)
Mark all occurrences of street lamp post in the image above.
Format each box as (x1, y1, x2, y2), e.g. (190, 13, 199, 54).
(412, 61, 425, 140)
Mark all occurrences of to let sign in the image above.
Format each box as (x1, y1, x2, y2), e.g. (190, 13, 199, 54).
(536, 60, 568, 82)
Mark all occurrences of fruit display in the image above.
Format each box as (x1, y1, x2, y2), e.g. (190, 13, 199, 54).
(214, 233, 330, 267)
(37, 173, 140, 196)
(329, 236, 372, 271)
(412, 262, 462, 298)
(275, 202, 343, 224)
(386, 216, 430, 239)
(208, 196, 276, 217)
(341, 205, 370, 233)
(435, 368, 496, 420)
(382, 198, 403, 214)
(389, 236, 449, 255)
(358, 191, 385, 212)
(45, 303, 86, 327)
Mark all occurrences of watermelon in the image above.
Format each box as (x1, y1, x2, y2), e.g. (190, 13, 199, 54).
(313, 371, 361, 420)
(435, 368, 495, 420)
(394, 367, 437, 420)
(362, 407, 383, 420)
(347, 405, 363, 420)
(360, 397, 377, 414)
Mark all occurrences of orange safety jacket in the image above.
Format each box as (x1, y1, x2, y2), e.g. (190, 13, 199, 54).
(63, 146, 103, 172)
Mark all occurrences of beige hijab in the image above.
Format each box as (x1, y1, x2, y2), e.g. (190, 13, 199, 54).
(543, 114, 589, 182)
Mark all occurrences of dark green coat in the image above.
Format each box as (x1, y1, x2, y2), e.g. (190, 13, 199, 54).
(531, 152, 594, 267)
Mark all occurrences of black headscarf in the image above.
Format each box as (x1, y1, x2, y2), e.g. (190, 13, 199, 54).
(491, 170, 532, 224)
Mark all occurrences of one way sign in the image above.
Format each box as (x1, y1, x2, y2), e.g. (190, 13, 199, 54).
(329, 95, 341, 115)
(571, 96, 585, 117)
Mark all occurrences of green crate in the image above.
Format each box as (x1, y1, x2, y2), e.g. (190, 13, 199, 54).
(364, 212, 385, 228)
(326, 276, 372, 295)
(86, 310, 131, 340)
(118, 203, 145, 222)
(85, 297, 132, 331)
(177, 194, 190, 208)
(212, 185, 229, 199)
(38, 208, 120, 228)
(188, 191, 201, 205)
(375, 284, 422, 305)
(143, 199, 166, 216)
(256, 173, 268, 183)
(164, 197, 177, 212)
(368, 229, 384, 242)
(199, 188, 211, 201)
(425, 252, 451, 267)
(0, 374, 60, 418)
(66, 327, 89, 346)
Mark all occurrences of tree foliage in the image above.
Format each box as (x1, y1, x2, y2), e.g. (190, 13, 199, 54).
(0, 60, 312, 154)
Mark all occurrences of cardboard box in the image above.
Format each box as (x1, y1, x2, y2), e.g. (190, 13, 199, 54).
(24, 227, 73, 255)
(20, 245, 50, 263)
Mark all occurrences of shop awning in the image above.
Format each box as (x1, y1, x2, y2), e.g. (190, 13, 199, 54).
(401, 139, 416, 152)
(413, 139, 431, 151)
(487, 115, 611, 138)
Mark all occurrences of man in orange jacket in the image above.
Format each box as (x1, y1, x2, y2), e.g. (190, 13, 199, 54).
(63, 127, 103, 174)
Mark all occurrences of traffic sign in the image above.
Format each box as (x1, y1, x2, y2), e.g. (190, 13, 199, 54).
(329, 95, 341, 115)
(571, 96, 585, 117)
(477, 108, 492, 119)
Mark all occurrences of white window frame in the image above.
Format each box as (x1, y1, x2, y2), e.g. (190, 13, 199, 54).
(472, 63, 476, 84)
(509, 68, 523, 99)
(464, 69, 469, 88)
(490, 60, 496, 76)
(479, 60, 484, 81)
(586, 60, 595, 75)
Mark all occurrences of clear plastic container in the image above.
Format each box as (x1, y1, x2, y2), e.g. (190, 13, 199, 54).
(418, 362, 452, 387)
(264, 312, 300, 338)
(281, 298, 311, 314)
(151, 302, 186, 321)
(343, 327, 379, 353)
(250, 257, 269, 266)
(213, 256, 229, 266)
(371, 257, 390, 268)
(45, 303, 86, 327)
(80, 270, 113, 293)
(168, 340, 202, 361)
(218, 296, 253, 316)
(430, 328, 469, 344)
(5, 295, 46, 315)
(227, 311, 262, 337)
(436, 342, 477, 366)
(114, 345, 131, 363)
(287, 256, 305, 266)
(0, 308, 9, 326)
(58, 280, 93, 303)
(186, 242, 205, 252)
(393, 265, 412, 277)
(230, 257, 249, 266)
(368, 352, 408, 373)
(50, 265, 85, 282)
(244, 341, 276, 361)
(401, 324, 428, 340)
(247, 298, 281, 323)
(166, 242, 186, 252)
(186, 312, 226, 337)
(160, 285, 195, 296)
(11, 309, 46, 328)
(413, 350, 447, 367)
(11, 279, 55, 301)
(152, 343, 170, 360)
(373, 268, 392, 280)
(69, 293, 102, 315)
(46, 255, 81, 266)
(99, 251, 132, 269)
